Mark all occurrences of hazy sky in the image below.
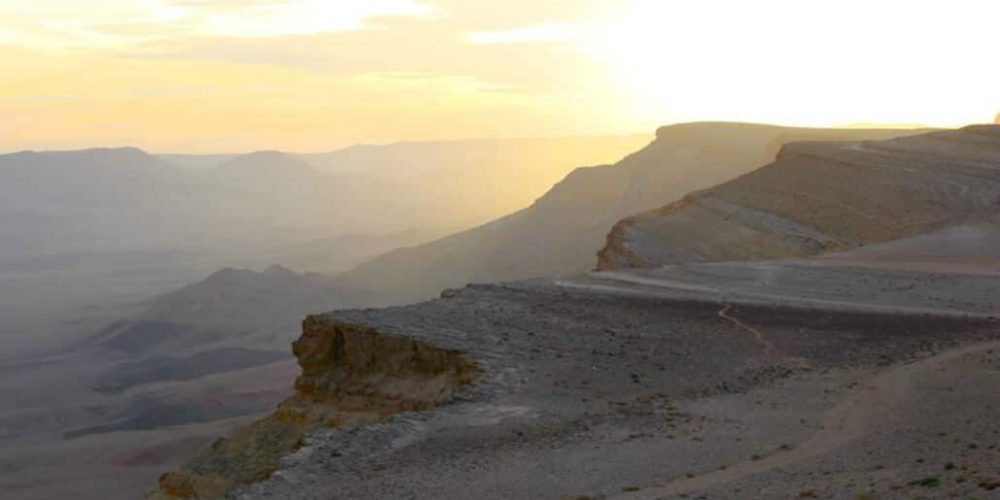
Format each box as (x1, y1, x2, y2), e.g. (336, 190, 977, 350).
(1, 0, 997, 152)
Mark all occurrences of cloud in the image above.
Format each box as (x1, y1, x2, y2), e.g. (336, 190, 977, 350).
(466, 24, 590, 45)
(425, 0, 609, 30)
(0, 0, 438, 49)
(119, 14, 604, 97)
(169, 0, 296, 6)
(178, 0, 437, 38)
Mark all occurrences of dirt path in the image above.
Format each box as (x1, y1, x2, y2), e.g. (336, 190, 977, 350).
(572, 271, 997, 319)
(716, 305, 771, 356)
(613, 339, 1000, 499)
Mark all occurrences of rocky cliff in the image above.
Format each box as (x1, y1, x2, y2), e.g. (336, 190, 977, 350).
(598, 125, 1000, 269)
(152, 316, 478, 498)
(336, 123, 917, 304)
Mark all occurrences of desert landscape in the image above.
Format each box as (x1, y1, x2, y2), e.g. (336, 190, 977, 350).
(2, 2, 998, 499)
(0, 136, 648, 499)
(148, 126, 1000, 499)
(4, 124, 999, 500)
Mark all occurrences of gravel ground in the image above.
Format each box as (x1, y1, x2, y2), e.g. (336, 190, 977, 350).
(233, 263, 1000, 499)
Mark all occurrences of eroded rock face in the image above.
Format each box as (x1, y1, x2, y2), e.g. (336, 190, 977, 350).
(289, 316, 479, 417)
(598, 125, 1000, 270)
(151, 316, 478, 498)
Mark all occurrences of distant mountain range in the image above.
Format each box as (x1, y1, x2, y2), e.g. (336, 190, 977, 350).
(0, 135, 645, 353)
(0, 147, 405, 261)
(0, 136, 648, 267)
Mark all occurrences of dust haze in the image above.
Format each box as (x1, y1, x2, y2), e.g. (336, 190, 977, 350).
(1, 2, 999, 500)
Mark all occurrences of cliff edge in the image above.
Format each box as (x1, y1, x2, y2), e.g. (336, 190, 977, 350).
(152, 316, 478, 498)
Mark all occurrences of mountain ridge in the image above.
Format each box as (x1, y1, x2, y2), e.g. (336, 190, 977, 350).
(336, 122, 922, 304)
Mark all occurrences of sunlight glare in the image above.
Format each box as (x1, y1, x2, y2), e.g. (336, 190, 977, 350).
(595, 0, 1000, 127)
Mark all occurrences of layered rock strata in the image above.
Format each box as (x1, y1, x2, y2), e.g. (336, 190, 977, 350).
(153, 316, 478, 498)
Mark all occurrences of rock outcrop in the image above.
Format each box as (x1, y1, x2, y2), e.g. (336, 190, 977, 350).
(152, 316, 478, 498)
(598, 125, 1000, 270)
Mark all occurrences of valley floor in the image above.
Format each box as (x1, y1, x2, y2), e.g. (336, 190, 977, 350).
(0, 357, 297, 500)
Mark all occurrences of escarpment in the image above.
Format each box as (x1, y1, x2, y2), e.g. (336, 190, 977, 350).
(152, 316, 479, 498)
(335, 122, 918, 304)
(598, 125, 1000, 270)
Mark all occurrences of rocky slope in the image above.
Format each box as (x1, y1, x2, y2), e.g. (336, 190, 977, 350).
(598, 125, 1000, 269)
(337, 123, 916, 304)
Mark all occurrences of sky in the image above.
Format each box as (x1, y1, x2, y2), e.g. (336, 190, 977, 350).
(1, 0, 998, 152)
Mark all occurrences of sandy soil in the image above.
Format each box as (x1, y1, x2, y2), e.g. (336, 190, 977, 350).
(616, 339, 1000, 499)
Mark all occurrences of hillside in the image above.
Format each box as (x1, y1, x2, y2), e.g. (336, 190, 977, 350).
(94, 265, 373, 355)
(598, 125, 1000, 269)
(337, 123, 918, 303)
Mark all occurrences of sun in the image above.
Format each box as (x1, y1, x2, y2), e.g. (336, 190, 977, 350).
(590, 0, 1000, 128)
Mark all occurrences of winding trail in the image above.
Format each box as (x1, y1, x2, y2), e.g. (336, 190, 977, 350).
(613, 339, 1000, 499)
(716, 305, 772, 356)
